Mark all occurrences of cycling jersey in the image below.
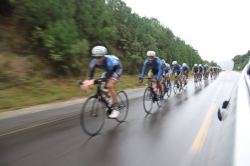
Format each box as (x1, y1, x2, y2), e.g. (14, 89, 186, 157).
(182, 66, 189, 72)
(199, 66, 203, 72)
(88, 55, 123, 81)
(204, 66, 208, 72)
(162, 63, 172, 75)
(193, 66, 199, 73)
(141, 57, 162, 80)
(172, 64, 182, 75)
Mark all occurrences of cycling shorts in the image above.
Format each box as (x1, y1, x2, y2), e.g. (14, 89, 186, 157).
(101, 69, 122, 81)
(147, 69, 162, 80)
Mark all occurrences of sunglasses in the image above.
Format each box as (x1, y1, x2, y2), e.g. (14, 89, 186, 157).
(93, 56, 102, 59)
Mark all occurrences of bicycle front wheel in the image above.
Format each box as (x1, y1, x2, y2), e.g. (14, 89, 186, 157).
(167, 83, 172, 97)
(156, 88, 163, 107)
(116, 90, 129, 123)
(143, 87, 153, 114)
(173, 80, 179, 94)
(80, 96, 106, 136)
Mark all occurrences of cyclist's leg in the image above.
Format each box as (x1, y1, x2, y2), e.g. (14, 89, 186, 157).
(152, 69, 163, 95)
(178, 74, 182, 86)
(106, 72, 121, 118)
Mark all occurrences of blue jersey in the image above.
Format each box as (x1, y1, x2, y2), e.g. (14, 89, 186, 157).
(182, 65, 189, 71)
(140, 57, 162, 80)
(162, 63, 172, 75)
(172, 64, 182, 75)
(193, 66, 199, 72)
(88, 55, 122, 79)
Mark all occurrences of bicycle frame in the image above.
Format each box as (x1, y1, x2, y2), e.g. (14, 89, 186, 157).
(79, 80, 112, 114)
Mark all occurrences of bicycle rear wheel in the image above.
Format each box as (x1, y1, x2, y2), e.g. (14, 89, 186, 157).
(143, 87, 153, 114)
(182, 77, 187, 89)
(194, 76, 198, 87)
(166, 83, 172, 97)
(80, 96, 106, 136)
(116, 90, 129, 123)
(173, 80, 179, 94)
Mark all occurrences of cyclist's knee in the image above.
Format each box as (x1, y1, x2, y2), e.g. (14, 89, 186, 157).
(106, 80, 116, 89)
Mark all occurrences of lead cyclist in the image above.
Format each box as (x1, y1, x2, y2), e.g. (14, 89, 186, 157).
(82, 46, 123, 119)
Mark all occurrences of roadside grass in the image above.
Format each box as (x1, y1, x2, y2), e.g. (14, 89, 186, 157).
(0, 70, 144, 112)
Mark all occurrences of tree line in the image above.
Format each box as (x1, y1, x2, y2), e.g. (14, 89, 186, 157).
(2, 0, 215, 75)
(232, 50, 250, 70)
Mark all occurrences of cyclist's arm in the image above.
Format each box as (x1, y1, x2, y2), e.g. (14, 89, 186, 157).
(172, 67, 175, 74)
(179, 65, 183, 75)
(86, 59, 96, 80)
(156, 60, 162, 80)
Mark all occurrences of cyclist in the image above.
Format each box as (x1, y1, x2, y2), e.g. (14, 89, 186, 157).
(213, 66, 217, 76)
(203, 64, 209, 79)
(209, 66, 214, 79)
(198, 64, 204, 80)
(172, 61, 183, 88)
(182, 63, 189, 85)
(192, 64, 199, 78)
(139, 51, 163, 97)
(82, 46, 123, 119)
(161, 59, 172, 92)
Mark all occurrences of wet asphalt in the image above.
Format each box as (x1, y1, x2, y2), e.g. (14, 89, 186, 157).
(0, 71, 240, 166)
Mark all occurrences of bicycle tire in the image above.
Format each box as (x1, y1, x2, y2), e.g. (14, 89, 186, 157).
(116, 90, 129, 123)
(194, 75, 198, 87)
(143, 87, 153, 114)
(80, 96, 106, 136)
(156, 88, 163, 107)
(166, 83, 172, 97)
(173, 80, 178, 94)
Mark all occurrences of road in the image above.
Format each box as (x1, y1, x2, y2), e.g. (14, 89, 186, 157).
(0, 71, 240, 166)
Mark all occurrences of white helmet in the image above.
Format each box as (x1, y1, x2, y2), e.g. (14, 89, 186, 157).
(182, 63, 187, 67)
(194, 64, 198, 67)
(146, 51, 156, 57)
(161, 59, 165, 64)
(92, 46, 107, 55)
(199, 64, 202, 66)
(172, 61, 177, 65)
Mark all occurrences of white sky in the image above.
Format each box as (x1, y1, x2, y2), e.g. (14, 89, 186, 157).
(123, 0, 250, 62)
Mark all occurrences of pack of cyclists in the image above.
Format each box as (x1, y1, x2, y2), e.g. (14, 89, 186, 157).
(82, 46, 221, 119)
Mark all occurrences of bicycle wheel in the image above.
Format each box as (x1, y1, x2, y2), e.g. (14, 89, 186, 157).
(166, 83, 172, 97)
(199, 75, 202, 85)
(173, 80, 179, 94)
(80, 96, 106, 136)
(116, 90, 129, 123)
(143, 87, 153, 114)
(156, 88, 163, 107)
(194, 76, 198, 87)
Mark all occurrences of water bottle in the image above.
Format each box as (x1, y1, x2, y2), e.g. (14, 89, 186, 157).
(153, 88, 157, 94)
(103, 95, 110, 103)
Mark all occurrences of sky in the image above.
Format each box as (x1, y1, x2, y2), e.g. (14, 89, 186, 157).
(123, 0, 250, 62)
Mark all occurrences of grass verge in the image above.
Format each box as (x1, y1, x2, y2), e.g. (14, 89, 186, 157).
(0, 72, 143, 112)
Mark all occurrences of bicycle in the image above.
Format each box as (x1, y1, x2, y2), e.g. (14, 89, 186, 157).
(173, 72, 182, 94)
(142, 77, 164, 114)
(194, 73, 199, 87)
(79, 79, 129, 136)
(162, 76, 172, 97)
(182, 72, 188, 89)
(203, 71, 209, 80)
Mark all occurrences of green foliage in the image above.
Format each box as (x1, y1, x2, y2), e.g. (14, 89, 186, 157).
(9, 0, 212, 75)
(210, 61, 218, 67)
(232, 50, 250, 70)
